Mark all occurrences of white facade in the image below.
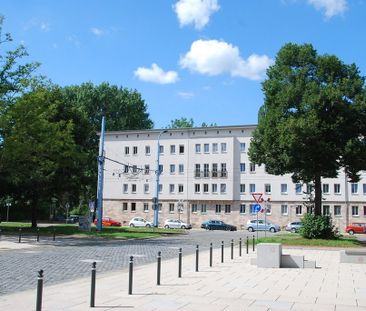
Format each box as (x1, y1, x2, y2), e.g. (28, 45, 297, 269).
(103, 125, 366, 230)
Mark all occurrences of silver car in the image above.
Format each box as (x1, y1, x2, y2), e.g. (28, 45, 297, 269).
(246, 219, 281, 233)
(164, 219, 192, 229)
(286, 221, 303, 233)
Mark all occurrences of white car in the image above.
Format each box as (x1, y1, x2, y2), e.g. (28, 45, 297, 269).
(246, 219, 281, 232)
(129, 217, 153, 228)
(164, 219, 192, 229)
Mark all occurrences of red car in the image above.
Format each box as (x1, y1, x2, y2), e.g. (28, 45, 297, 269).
(345, 223, 366, 235)
(93, 217, 121, 227)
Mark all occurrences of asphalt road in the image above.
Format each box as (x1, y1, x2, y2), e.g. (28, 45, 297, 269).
(0, 229, 262, 296)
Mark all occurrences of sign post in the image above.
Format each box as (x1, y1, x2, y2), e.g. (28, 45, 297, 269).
(252, 193, 263, 241)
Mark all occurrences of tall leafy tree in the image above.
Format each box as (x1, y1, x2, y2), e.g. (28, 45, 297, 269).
(249, 43, 366, 216)
(167, 117, 194, 128)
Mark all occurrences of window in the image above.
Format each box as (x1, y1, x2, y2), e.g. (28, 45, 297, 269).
(132, 184, 137, 193)
(220, 183, 226, 193)
(132, 165, 137, 173)
(334, 205, 341, 216)
(158, 203, 162, 212)
(203, 184, 209, 193)
(144, 184, 149, 193)
(192, 204, 198, 213)
(221, 163, 227, 177)
(122, 202, 128, 212)
(363, 184, 366, 194)
(169, 184, 175, 193)
(179, 164, 184, 174)
(203, 164, 209, 177)
(323, 205, 330, 216)
(240, 204, 246, 214)
(144, 165, 150, 175)
(123, 184, 128, 193)
(334, 183, 341, 194)
(352, 205, 359, 216)
(212, 184, 218, 193)
(281, 204, 288, 215)
(158, 164, 163, 174)
(204, 144, 209, 153)
(201, 204, 207, 213)
(195, 184, 200, 193)
(351, 183, 358, 194)
(240, 163, 246, 172)
(215, 204, 222, 213)
(124, 165, 129, 173)
(212, 143, 218, 153)
(240, 142, 246, 152)
(295, 183, 302, 194)
(212, 163, 218, 177)
(266, 205, 272, 215)
(265, 184, 271, 194)
(295, 205, 303, 215)
(170, 145, 176, 154)
(133, 146, 138, 155)
(158, 184, 163, 193)
(249, 184, 256, 193)
(306, 184, 314, 193)
(250, 163, 255, 172)
(281, 184, 288, 194)
(225, 205, 231, 213)
(322, 184, 329, 194)
(178, 184, 184, 193)
(159, 145, 164, 154)
(195, 164, 201, 178)
(131, 202, 136, 212)
(249, 204, 256, 215)
(195, 144, 201, 153)
(169, 203, 174, 213)
(240, 184, 245, 193)
(179, 145, 184, 154)
(143, 203, 149, 212)
(145, 145, 150, 155)
(125, 146, 129, 155)
(364, 206, 366, 216)
(221, 143, 227, 153)
(170, 164, 175, 174)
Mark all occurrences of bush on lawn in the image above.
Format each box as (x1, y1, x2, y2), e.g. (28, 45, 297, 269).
(300, 213, 337, 239)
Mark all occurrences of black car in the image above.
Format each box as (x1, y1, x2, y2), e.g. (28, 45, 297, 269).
(201, 220, 237, 231)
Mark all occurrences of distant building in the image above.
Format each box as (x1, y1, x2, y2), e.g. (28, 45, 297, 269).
(103, 125, 366, 230)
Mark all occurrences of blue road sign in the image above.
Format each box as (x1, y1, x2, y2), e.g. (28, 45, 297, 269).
(253, 203, 262, 213)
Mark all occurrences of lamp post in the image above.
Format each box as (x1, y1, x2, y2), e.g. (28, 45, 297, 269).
(6, 202, 11, 222)
(154, 130, 168, 227)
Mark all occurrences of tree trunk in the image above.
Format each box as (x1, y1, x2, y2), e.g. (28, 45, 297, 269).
(31, 196, 38, 228)
(314, 174, 322, 216)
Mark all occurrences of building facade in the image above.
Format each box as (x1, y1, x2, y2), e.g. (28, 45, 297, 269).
(103, 125, 366, 231)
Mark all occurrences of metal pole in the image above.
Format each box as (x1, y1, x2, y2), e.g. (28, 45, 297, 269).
(231, 239, 234, 260)
(157, 251, 161, 285)
(6, 203, 10, 222)
(209, 243, 213, 267)
(128, 256, 133, 295)
(252, 235, 255, 252)
(256, 211, 259, 241)
(178, 248, 182, 278)
(246, 236, 249, 254)
(264, 204, 267, 238)
(90, 262, 96, 307)
(239, 238, 242, 257)
(96, 116, 106, 231)
(37, 229, 40, 242)
(53, 229, 56, 241)
(195, 245, 199, 272)
(36, 270, 43, 311)
(18, 228, 22, 243)
(221, 241, 224, 263)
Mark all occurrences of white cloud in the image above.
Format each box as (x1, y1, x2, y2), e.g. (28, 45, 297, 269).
(134, 63, 179, 84)
(180, 39, 273, 80)
(173, 0, 220, 30)
(40, 22, 50, 32)
(177, 91, 195, 99)
(307, 0, 348, 17)
(91, 27, 105, 36)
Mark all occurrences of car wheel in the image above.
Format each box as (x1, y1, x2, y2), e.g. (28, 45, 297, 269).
(129, 224, 135, 228)
(181, 225, 186, 229)
(146, 224, 151, 228)
(164, 225, 169, 229)
(248, 227, 254, 232)
(270, 227, 276, 233)
(225, 227, 230, 231)
(291, 228, 296, 233)
(349, 230, 354, 235)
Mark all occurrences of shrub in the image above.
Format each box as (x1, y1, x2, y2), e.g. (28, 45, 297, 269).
(299, 213, 337, 239)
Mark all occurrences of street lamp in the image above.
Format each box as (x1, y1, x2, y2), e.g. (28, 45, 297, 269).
(154, 130, 168, 227)
(6, 201, 11, 222)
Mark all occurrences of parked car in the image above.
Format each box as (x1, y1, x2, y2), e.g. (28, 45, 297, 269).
(164, 219, 192, 229)
(246, 220, 280, 233)
(285, 221, 303, 233)
(129, 217, 153, 228)
(201, 220, 237, 231)
(52, 215, 66, 222)
(345, 223, 366, 235)
(66, 215, 80, 224)
(93, 217, 121, 227)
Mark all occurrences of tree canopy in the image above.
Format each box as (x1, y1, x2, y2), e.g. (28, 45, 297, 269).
(248, 43, 366, 216)
(167, 117, 217, 128)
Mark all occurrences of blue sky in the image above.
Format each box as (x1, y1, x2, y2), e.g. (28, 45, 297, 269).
(1, 0, 365, 128)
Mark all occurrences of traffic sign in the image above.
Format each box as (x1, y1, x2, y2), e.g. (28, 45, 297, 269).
(252, 193, 263, 203)
(253, 203, 261, 213)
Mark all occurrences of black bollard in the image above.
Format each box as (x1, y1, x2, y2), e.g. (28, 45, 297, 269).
(178, 248, 182, 278)
(0, 228, 2, 240)
(239, 238, 242, 257)
(52, 229, 56, 241)
(36, 270, 44, 311)
(246, 236, 249, 254)
(221, 241, 224, 263)
(195, 245, 199, 272)
(37, 229, 40, 242)
(252, 235, 255, 252)
(209, 243, 213, 267)
(18, 228, 22, 243)
(128, 256, 133, 295)
(231, 239, 234, 260)
(90, 262, 96, 307)
(157, 251, 161, 285)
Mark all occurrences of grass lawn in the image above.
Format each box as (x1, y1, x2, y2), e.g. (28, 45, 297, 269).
(256, 233, 363, 248)
(0, 222, 185, 239)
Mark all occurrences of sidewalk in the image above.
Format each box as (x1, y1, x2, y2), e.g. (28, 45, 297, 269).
(1, 245, 366, 310)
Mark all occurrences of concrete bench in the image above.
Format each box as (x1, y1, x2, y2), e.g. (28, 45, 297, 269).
(340, 249, 366, 264)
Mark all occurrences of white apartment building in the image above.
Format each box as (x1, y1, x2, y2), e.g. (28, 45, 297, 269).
(103, 125, 366, 230)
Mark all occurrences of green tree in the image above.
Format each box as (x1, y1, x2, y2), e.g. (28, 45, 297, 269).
(249, 43, 366, 216)
(168, 117, 194, 128)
